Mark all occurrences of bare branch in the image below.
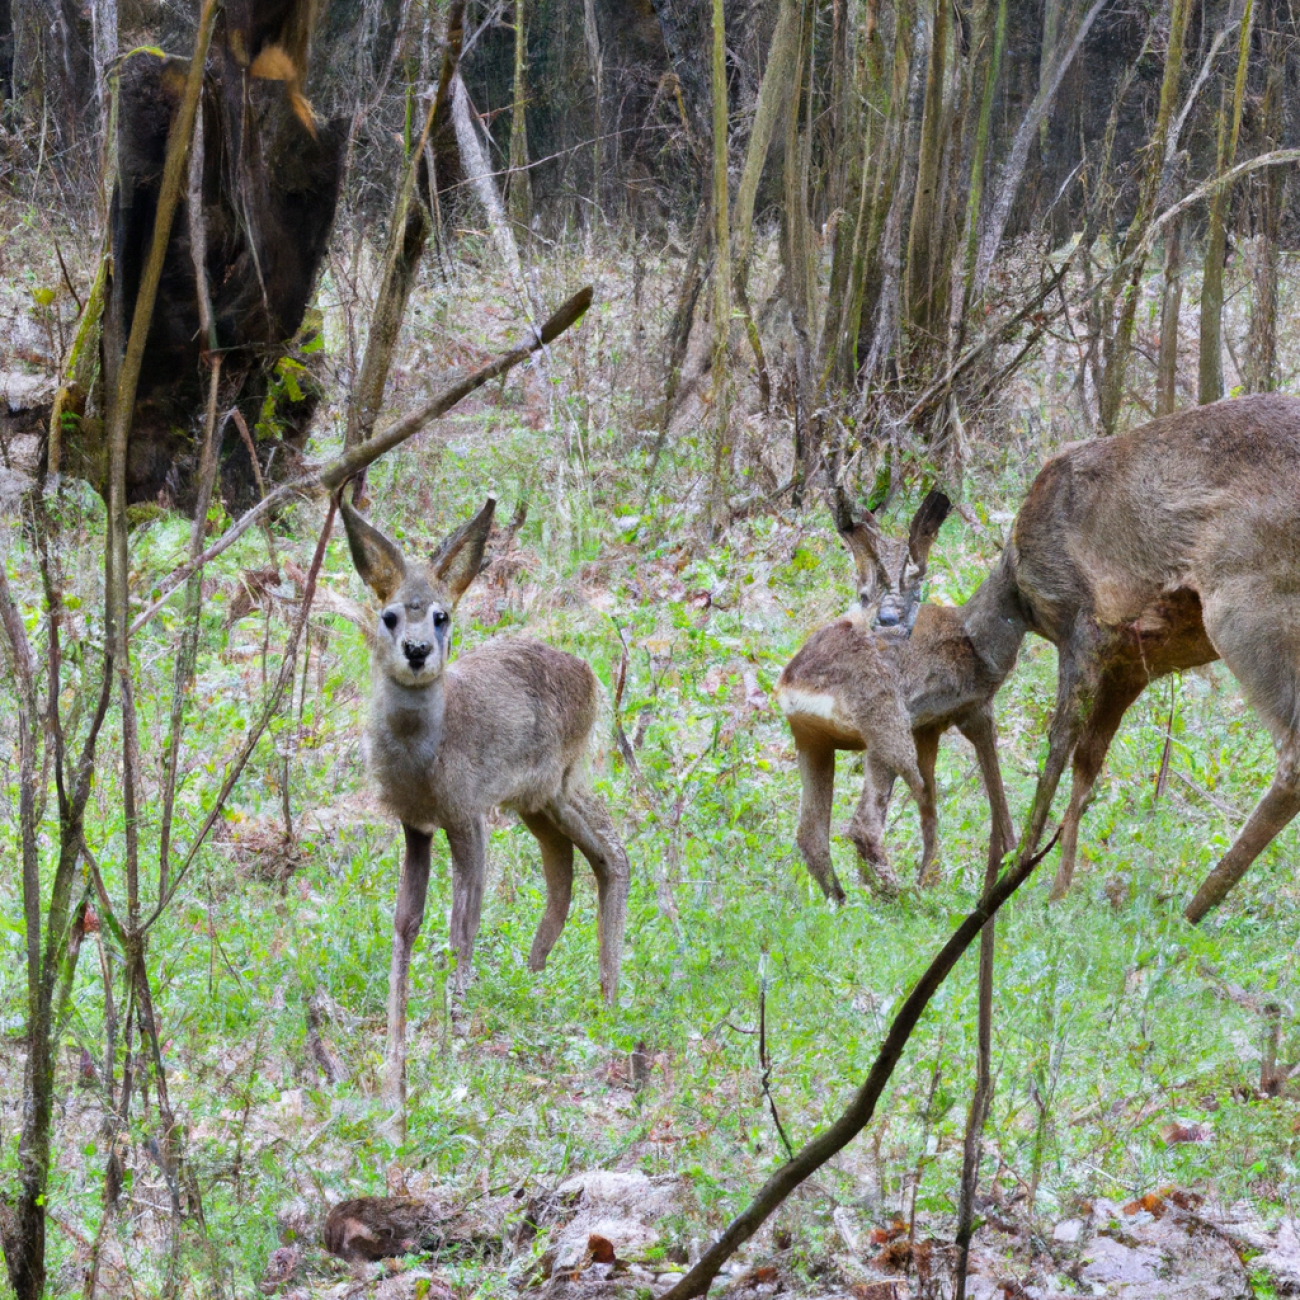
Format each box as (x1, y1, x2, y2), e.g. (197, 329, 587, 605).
(128, 286, 593, 637)
(659, 829, 1062, 1300)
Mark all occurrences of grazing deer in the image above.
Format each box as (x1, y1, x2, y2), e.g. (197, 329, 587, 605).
(777, 490, 1018, 900)
(340, 496, 629, 1104)
(985, 393, 1300, 917)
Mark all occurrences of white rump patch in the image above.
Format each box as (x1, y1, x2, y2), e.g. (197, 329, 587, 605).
(776, 686, 843, 722)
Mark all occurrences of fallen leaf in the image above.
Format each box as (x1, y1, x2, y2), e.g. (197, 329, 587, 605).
(588, 1234, 616, 1265)
(850, 1284, 901, 1300)
(868, 1217, 908, 1246)
(1160, 1120, 1213, 1145)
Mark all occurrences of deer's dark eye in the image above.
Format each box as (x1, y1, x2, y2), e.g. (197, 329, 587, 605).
(432, 610, 449, 629)
(382, 610, 399, 631)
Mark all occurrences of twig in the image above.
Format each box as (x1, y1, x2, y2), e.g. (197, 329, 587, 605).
(54, 241, 83, 314)
(954, 821, 1012, 1298)
(905, 258, 1072, 425)
(1153, 682, 1175, 801)
(128, 286, 593, 638)
(659, 828, 1062, 1300)
(142, 499, 339, 930)
(758, 958, 794, 1161)
(1168, 766, 1241, 823)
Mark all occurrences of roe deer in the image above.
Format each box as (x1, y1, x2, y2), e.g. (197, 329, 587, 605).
(777, 490, 1018, 900)
(776, 394, 1297, 916)
(981, 392, 1300, 917)
(340, 496, 629, 1105)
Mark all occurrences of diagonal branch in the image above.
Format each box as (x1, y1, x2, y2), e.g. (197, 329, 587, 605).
(128, 286, 593, 637)
(659, 829, 1062, 1300)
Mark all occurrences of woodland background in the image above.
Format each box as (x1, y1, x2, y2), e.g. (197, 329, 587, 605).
(1, 0, 1300, 1295)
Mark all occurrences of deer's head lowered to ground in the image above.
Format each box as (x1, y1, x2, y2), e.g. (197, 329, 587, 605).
(778, 489, 1018, 899)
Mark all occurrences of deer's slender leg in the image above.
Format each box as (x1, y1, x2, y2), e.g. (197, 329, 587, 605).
(1186, 604, 1300, 920)
(913, 725, 942, 886)
(794, 744, 845, 903)
(1186, 737, 1300, 920)
(1016, 619, 1107, 868)
(1050, 671, 1145, 900)
(959, 707, 1017, 862)
(384, 824, 433, 1108)
(445, 815, 488, 991)
(518, 810, 575, 973)
(848, 755, 904, 898)
(547, 790, 629, 1004)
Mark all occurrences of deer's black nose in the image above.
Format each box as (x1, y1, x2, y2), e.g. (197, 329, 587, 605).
(876, 605, 901, 627)
(403, 640, 431, 667)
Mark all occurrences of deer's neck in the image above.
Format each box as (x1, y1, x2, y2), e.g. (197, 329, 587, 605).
(961, 555, 1028, 685)
(369, 673, 448, 819)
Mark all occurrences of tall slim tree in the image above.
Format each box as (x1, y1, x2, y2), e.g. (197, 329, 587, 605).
(709, 0, 731, 532)
(905, 0, 951, 353)
(1246, 51, 1283, 393)
(1098, 0, 1191, 433)
(508, 0, 531, 232)
(1197, 0, 1253, 404)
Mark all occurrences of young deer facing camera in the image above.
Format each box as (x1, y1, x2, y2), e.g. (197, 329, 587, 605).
(341, 496, 629, 1104)
(777, 490, 1018, 900)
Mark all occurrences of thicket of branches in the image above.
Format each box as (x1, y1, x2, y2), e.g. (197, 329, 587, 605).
(1, 0, 1299, 1294)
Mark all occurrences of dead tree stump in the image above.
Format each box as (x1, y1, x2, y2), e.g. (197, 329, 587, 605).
(73, 0, 344, 509)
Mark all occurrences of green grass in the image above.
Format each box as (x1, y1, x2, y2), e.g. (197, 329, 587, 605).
(3, 246, 1299, 1294)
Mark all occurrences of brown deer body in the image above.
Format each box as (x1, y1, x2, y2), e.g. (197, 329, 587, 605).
(995, 393, 1300, 915)
(341, 497, 629, 1105)
(777, 492, 1019, 900)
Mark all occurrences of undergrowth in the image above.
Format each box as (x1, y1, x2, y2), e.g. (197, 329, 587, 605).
(1, 224, 1298, 1294)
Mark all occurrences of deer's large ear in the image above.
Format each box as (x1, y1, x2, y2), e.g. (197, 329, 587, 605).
(832, 484, 884, 583)
(431, 496, 496, 605)
(907, 489, 952, 568)
(340, 498, 407, 604)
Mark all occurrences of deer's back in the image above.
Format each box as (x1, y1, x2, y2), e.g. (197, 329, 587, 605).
(370, 638, 598, 828)
(1009, 394, 1300, 639)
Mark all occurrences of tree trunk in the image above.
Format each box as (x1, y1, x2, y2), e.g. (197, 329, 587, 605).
(905, 0, 950, 352)
(709, 0, 731, 533)
(1156, 218, 1183, 415)
(507, 0, 531, 232)
(83, 3, 345, 508)
(1038, 0, 1062, 163)
(1198, 0, 1253, 405)
(960, 0, 1008, 323)
(90, 0, 116, 130)
(733, 0, 798, 284)
(731, 0, 797, 408)
(1097, 0, 1191, 434)
(583, 0, 603, 214)
(1246, 54, 1282, 393)
(0, 0, 12, 102)
(849, 0, 915, 380)
(782, 0, 819, 500)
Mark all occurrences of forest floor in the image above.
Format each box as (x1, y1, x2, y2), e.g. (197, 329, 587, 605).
(2, 209, 1300, 1298)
